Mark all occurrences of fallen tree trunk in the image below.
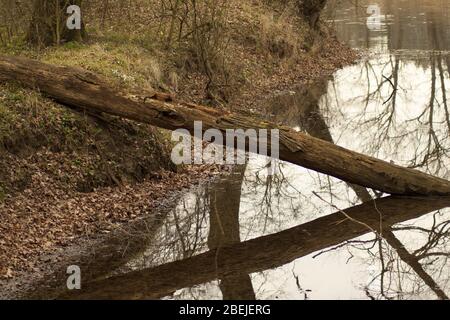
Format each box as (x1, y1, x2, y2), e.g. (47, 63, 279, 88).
(60, 196, 450, 299)
(1, 55, 450, 196)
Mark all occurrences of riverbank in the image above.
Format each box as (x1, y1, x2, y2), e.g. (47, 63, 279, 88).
(0, 0, 358, 292)
(0, 175, 229, 299)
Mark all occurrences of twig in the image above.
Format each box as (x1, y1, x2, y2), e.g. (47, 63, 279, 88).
(313, 191, 380, 237)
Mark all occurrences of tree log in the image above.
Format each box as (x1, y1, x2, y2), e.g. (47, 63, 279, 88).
(60, 196, 450, 299)
(1, 55, 450, 196)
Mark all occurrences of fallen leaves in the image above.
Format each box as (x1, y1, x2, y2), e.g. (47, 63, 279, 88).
(0, 149, 222, 279)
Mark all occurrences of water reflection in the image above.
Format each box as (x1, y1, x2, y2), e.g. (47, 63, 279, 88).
(325, 0, 450, 51)
(60, 196, 450, 300)
(324, 51, 449, 177)
(207, 165, 256, 300)
(21, 0, 450, 300)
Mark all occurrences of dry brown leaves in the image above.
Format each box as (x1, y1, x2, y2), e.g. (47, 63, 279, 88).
(0, 149, 223, 279)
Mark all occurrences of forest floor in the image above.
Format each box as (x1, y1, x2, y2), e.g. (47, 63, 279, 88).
(0, 0, 358, 293)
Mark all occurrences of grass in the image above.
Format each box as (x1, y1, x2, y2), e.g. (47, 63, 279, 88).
(0, 83, 83, 150)
(0, 86, 29, 148)
(0, 48, 175, 197)
(42, 42, 165, 91)
(1, 0, 321, 100)
(0, 36, 171, 152)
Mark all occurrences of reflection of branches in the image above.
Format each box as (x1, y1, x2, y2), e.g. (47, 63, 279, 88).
(313, 237, 377, 259)
(393, 214, 450, 263)
(438, 56, 450, 134)
(347, 183, 450, 299)
(383, 229, 449, 300)
(332, 51, 450, 176)
(242, 159, 304, 236)
(64, 196, 450, 300)
(406, 54, 450, 173)
(313, 191, 379, 235)
(382, 75, 397, 105)
(338, 161, 449, 300)
(359, 55, 401, 153)
(145, 189, 210, 269)
(360, 208, 450, 300)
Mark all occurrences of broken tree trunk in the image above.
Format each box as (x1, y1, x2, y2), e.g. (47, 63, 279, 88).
(1, 55, 450, 196)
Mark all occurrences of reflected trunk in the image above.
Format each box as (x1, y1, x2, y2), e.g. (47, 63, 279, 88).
(208, 165, 255, 300)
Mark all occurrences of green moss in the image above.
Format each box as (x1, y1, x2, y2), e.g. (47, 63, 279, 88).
(0, 76, 174, 194)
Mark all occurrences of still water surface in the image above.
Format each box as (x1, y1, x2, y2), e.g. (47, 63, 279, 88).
(166, 0, 450, 300)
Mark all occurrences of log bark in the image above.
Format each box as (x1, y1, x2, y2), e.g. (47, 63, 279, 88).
(1, 55, 450, 196)
(60, 195, 450, 299)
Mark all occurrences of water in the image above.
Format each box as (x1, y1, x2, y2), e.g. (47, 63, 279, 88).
(26, 0, 450, 300)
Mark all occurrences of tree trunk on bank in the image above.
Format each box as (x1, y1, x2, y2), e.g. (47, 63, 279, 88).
(1, 55, 450, 196)
(297, 0, 328, 28)
(27, 0, 85, 46)
(59, 196, 450, 299)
